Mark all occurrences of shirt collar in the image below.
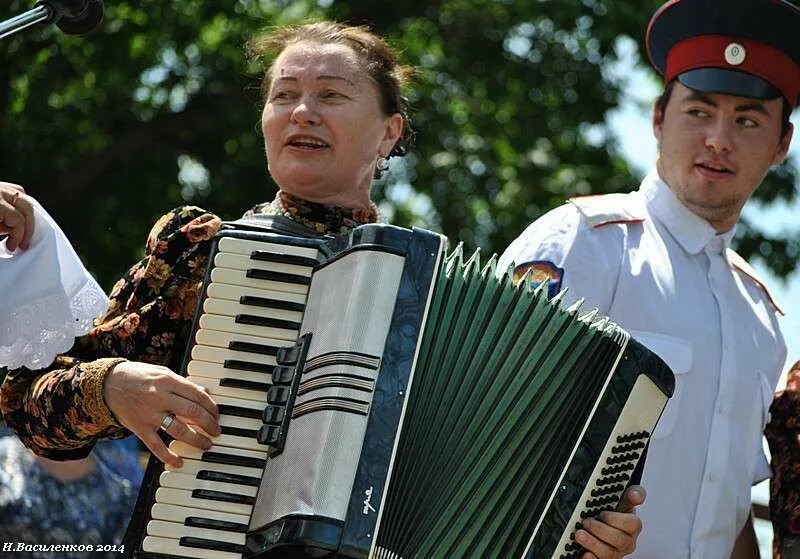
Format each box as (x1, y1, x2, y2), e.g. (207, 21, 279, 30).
(639, 170, 736, 256)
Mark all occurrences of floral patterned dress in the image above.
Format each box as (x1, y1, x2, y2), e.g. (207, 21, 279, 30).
(0, 191, 379, 459)
(766, 361, 800, 559)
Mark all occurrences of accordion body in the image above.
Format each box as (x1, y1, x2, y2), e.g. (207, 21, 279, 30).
(123, 222, 674, 559)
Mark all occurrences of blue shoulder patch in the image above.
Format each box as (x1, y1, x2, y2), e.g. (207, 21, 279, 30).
(513, 260, 564, 299)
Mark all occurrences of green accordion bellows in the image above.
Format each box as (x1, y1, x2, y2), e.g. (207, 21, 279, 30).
(374, 244, 671, 558)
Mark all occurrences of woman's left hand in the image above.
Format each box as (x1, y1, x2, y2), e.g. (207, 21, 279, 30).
(0, 182, 35, 251)
(574, 485, 645, 559)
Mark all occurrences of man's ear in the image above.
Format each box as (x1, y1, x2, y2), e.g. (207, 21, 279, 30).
(773, 122, 794, 166)
(652, 102, 665, 145)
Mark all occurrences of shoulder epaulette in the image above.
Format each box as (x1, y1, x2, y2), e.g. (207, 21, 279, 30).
(726, 248, 785, 316)
(568, 193, 646, 228)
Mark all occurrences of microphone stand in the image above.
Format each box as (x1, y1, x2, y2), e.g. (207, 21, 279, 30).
(0, 0, 102, 40)
(0, 3, 52, 39)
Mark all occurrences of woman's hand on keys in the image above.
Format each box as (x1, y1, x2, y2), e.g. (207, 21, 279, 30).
(104, 361, 221, 468)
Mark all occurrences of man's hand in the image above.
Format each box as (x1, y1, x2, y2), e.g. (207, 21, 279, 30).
(104, 361, 221, 468)
(0, 182, 34, 251)
(574, 485, 646, 559)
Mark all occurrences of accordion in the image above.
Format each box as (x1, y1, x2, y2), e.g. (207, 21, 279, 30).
(123, 223, 674, 559)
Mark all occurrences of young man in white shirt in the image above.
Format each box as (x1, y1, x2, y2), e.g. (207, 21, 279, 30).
(499, 0, 798, 557)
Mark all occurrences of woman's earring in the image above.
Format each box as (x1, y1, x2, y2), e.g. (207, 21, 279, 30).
(376, 157, 390, 172)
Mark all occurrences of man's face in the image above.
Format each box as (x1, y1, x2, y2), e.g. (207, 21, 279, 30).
(653, 82, 793, 232)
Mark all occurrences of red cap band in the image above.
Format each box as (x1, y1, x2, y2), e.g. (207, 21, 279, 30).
(665, 35, 800, 105)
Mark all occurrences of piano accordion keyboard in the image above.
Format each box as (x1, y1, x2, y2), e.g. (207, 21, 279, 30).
(139, 235, 319, 559)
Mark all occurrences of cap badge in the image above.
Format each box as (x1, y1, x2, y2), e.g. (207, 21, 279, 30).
(724, 42, 746, 66)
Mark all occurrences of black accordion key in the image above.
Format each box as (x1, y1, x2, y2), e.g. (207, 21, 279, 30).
(239, 295, 306, 313)
(180, 536, 246, 555)
(219, 425, 259, 439)
(201, 450, 266, 470)
(223, 360, 275, 375)
(219, 378, 271, 393)
(234, 314, 301, 331)
(196, 470, 261, 488)
(192, 489, 255, 506)
(227, 340, 279, 356)
(245, 268, 310, 286)
(185, 516, 249, 534)
(217, 404, 263, 420)
(248, 250, 317, 268)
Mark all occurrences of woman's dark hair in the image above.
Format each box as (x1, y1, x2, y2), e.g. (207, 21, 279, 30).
(655, 79, 792, 139)
(249, 21, 415, 160)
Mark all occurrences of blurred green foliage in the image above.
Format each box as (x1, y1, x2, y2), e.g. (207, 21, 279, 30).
(1, 0, 797, 289)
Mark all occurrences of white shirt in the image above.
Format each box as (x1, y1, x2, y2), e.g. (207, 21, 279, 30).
(0, 198, 107, 369)
(498, 171, 786, 558)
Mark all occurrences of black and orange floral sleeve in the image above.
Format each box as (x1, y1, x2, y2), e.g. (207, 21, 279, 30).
(766, 362, 800, 559)
(0, 206, 223, 460)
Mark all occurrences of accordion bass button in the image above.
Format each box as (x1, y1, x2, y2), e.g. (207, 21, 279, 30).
(262, 405, 285, 425)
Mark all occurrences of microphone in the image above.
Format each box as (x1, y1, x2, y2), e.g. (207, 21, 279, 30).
(36, 0, 104, 35)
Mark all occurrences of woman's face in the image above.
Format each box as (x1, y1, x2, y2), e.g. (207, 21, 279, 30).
(262, 41, 403, 208)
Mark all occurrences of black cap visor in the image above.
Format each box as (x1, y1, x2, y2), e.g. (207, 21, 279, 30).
(677, 68, 782, 100)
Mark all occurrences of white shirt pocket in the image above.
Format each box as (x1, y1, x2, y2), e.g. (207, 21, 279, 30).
(628, 330, 693, 439)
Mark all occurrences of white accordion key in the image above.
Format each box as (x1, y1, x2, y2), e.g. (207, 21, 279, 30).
(151, 502, 250, 527)
(188, 359, 273, 384)
(206, 282, 307, 307)
(192, 343, 276, 367)
(210, 268, 308, 295)
(147, 519, 245, 546)
(216, 236, 319, 260)
(166, 457, 263, 480)
(195, 328, 293, 353)
(199, 314, 297, 341)
(213, 251, 313, 278)
(217, 413, 263, 433)
(155, 487, 253, 516)
(210, 432, 269, 453)
(142, 536, 242, 559)
(188, 375, 269, 404)
(203, 297, 303, 325)
(168, 422, 267, 453)
(169, 441, 267, 463)
(159, 471, 258, 499)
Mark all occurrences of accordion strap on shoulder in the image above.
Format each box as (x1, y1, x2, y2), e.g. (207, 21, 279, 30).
(223, 215, 330, 239)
